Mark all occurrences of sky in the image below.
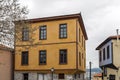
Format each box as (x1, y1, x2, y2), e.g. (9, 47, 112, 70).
(20, 0, 120, 68)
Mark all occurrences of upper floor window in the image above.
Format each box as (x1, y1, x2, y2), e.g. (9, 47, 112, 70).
(39, 50, 46, 64)
(59, 24, 67, 38)
(22, 28, 29, 41)
(59, 49, 67, 64)
(103, 48, 106, 60)
(39, 26, 47, 40)
(99, 51, 102, 62)
(21, 51, 28, 65)
(82, 36, 83, 47)
(82, 53, 83, 59)
(84, 40, 85, 50)
(107, 45, 110, 59)
(79, 28, 80, 42)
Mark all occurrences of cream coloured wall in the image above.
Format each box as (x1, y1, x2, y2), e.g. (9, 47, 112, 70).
(93, 77, 102, 80)
(103, 67, 120, 80)
(112, 40, 120, 67)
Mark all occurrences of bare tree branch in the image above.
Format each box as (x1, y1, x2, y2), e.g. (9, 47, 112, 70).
(0, 0, 28, 47)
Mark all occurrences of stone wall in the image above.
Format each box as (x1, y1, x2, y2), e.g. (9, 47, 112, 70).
(14, 72, 23, 80)
(14, 72, 37, 80)
(29, 72, 37, 80)
(14, 72, 84, 80)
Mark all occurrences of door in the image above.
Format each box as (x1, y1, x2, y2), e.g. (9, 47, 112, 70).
(38, 74, 44, 80)
(38, 74, 48, 80)
(44, 74, 48, 80)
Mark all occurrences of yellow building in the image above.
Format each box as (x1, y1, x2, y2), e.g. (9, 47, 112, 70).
(14, 13, 88, 80)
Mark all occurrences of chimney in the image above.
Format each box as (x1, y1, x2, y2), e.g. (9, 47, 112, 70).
(116, 29, 119, 43)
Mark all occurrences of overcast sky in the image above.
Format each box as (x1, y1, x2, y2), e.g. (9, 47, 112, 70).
(20, 0, 120, 68)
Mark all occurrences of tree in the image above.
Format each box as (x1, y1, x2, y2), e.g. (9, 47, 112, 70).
(0, 0, 28, 47)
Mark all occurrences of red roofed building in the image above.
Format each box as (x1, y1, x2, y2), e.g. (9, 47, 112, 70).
(0, 44, 14, 80)
(93, 73, 102, 80)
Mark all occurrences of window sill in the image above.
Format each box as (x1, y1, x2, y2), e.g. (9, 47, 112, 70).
(21, 64, 29, 66)
(59, 63, 67, 65)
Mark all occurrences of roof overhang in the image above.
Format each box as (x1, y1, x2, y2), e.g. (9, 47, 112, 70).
(27, 13, 88, 40)
(96, 35, 120, 50)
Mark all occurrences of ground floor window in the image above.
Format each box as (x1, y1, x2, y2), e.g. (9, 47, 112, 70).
(23, 73, 28, 80)
(59, 73, 65, 79)
(74, 74, 77, 79)
(109, 75, 115, 80)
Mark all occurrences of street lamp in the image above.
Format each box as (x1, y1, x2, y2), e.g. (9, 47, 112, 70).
(51, 67, 54, 80)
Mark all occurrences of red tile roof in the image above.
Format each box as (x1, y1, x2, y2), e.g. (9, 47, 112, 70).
(0, 44, 13, 51)
(94, 73, 102, 77)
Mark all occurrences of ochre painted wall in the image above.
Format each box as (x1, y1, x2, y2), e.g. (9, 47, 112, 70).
(15, 18, 86, 73)
(16, 19, 77, 45)
(77, 20, 86, 72)
(15, 43, 76, 72)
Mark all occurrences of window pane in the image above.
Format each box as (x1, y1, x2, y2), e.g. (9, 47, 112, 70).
(39, 26, 47, 40)
(103, 48, 106, 60)
(107, 46, 110, 59)
(22, 51, 28, 65)
(22, 28, 29, 41)
(99, 51, 102, 62)
(59, 24, 67, 38)
(59, 49, 67, 64)
(59, 74, 65, 79)
(23, 73, 28, 80)
(39, 50, 46, 64)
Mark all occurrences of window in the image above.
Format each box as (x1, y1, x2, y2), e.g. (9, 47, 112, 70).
(59, 24, 67, 38)
(82, 53, 84, 59)
(39, 50, 46, 64)
(74, 74, 77, 79)
(99, 51, 102, 62)
(84, 40, 85, 50)
(39, 26, 47, 40)
(104, 67, 107, 76)
(78, 74, 80, 78)
(79, 52, 81, 66)
(79, 28, 80, 42)
(23, 73, 28, 80)
(107, 45, 110, 59)
(103, 48, 106, 60)
(59, 49, 67, 64)
(21, 51, 28, 65)
(84, 58, 85, 68)
(59, 73, 65, 79)
(109, 75, 115, 80)
(22, 28, 29, 41)
(82, 36, 83, 47)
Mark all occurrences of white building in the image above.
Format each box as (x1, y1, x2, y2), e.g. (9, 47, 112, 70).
(96, 35, 120, 80)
